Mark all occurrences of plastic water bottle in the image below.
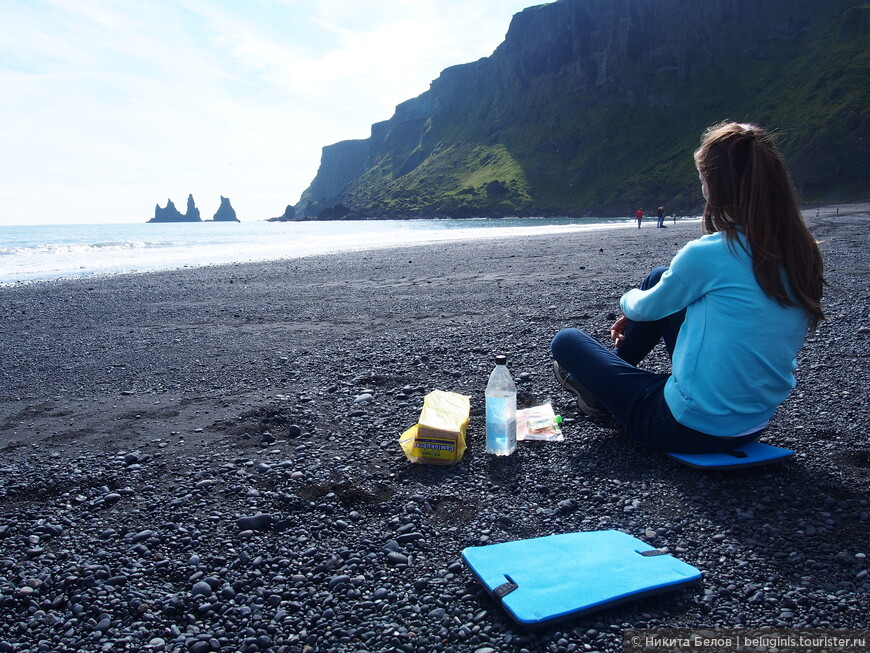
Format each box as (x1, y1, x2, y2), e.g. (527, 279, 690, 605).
(485, 355, 517, 456)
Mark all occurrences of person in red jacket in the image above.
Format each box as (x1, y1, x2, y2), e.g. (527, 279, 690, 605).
(635, 208, 643, 228)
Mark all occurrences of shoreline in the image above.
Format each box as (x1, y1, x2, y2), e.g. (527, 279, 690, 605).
(0, 218, 688, 287)
(6, 200, 866, 287)
(1, 215, 697, 288)
(0, 210, 867, 651)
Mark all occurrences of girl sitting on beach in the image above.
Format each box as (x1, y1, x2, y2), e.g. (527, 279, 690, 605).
(551, 121, 825, 453)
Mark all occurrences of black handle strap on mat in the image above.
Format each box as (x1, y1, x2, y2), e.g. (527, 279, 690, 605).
(493, 580, 519, 599)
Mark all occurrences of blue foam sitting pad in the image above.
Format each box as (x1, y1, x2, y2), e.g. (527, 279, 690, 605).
(666, 441, 793, 470)
(461, 530, 701, 626)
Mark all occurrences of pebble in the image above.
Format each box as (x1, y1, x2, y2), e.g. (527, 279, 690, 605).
(235, 513, 274, 531)
(260, 431, 276, 444)
(191, 581, 213, 597)
(386, 552, 410, 565)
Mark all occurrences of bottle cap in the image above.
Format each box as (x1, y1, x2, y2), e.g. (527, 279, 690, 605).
(495, 355, 507, 365)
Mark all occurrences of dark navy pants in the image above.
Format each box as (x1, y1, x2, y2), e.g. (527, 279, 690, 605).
(550, 267, 759, 453)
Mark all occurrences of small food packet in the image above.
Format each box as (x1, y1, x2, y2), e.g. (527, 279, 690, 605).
(399, 390, 470, 464)
(517, 403, 563, 442)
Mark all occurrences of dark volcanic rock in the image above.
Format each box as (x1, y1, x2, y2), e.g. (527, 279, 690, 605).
(268, 204, 297, 222)
(212, 196, 239, 222)
(184, 193, 200, 221)
(149, 194, 202, 223)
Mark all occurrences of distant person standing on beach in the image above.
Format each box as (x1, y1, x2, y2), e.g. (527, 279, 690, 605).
(635, 208, 643, 228)
(657, 206, 666, 228)
(552, 122, 825, 453)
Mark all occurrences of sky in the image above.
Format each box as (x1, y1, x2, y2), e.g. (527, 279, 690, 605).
(0, 0, 536, 225)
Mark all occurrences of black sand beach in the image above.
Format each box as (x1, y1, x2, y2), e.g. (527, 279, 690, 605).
(1, 207, 868, 652)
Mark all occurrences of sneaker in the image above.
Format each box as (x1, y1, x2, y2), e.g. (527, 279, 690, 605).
(552, 361, 607, 415)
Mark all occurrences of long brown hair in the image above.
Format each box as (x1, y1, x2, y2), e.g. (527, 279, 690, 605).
(694, 121, 825, 329)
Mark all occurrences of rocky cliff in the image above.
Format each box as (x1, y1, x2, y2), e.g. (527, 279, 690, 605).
(297, 0, 869, 218)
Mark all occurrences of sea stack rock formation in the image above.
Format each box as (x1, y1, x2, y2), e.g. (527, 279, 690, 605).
(150, 198, 182, 223)
(184, 194, 201, 221)
(149, 195, 202, 223)
(212, 196, 239, 222)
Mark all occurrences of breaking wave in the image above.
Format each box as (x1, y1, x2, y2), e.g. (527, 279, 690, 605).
(0, 241, 183, 256)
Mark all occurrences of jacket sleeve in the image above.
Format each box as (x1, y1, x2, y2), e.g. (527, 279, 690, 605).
(619, 241, 712, 321)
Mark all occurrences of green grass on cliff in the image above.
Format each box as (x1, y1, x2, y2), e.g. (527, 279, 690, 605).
(343, 143, 533, 217)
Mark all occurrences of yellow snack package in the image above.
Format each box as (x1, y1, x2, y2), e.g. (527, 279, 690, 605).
(399, 390, 470, 465)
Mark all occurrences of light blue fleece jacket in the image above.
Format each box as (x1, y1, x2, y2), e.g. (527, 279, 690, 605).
(620, 231, 810, 437)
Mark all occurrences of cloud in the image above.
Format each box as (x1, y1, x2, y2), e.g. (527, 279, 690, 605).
(0, 0, 533, 224)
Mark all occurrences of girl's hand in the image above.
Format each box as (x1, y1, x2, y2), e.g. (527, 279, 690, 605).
(610, 315, 630, 344)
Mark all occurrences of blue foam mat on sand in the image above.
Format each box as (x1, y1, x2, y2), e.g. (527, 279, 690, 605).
(667, 441, 793, 469)
(462, 530, 701, 626)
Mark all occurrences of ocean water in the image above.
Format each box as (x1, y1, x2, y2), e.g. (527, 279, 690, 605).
(0, 217, 633, 285)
